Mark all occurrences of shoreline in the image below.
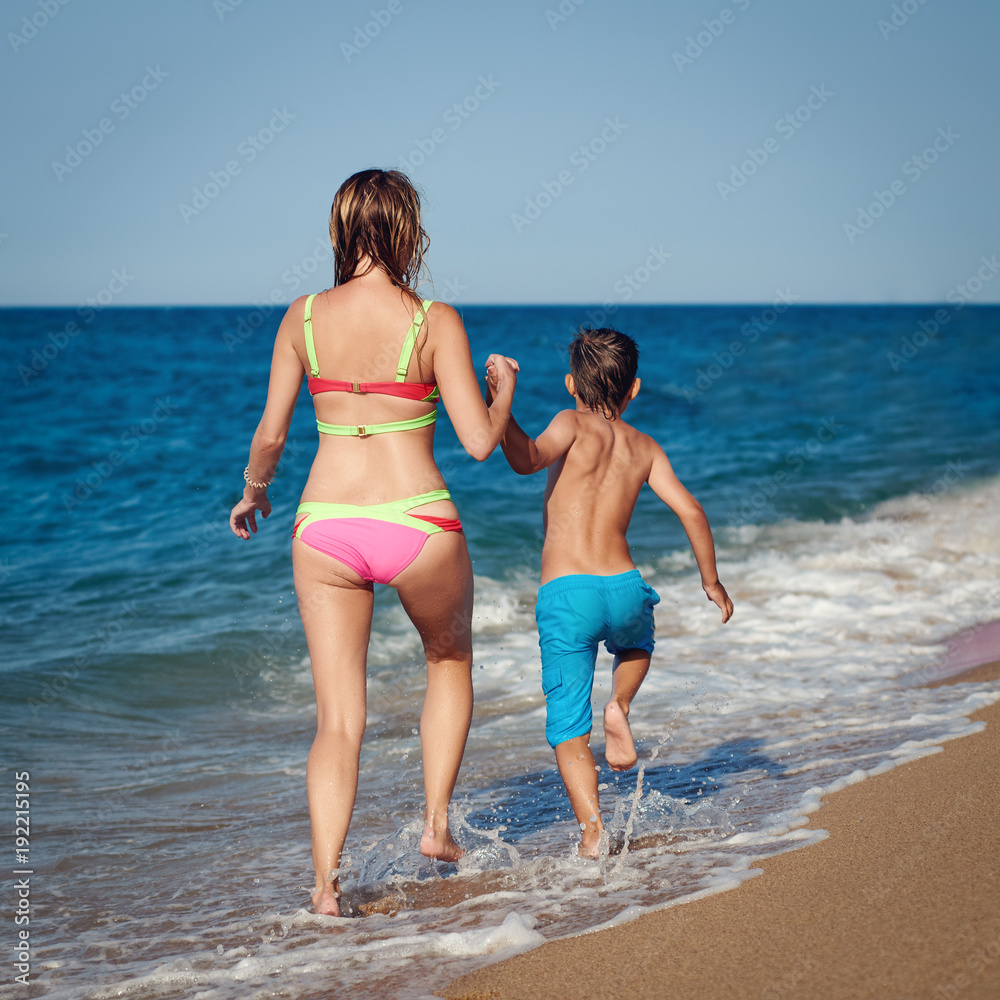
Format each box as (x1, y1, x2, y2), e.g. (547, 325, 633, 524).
(440, 658, 1000, 1000)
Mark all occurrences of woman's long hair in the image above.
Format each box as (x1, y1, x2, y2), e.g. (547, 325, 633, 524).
(329, 169, 429, 301)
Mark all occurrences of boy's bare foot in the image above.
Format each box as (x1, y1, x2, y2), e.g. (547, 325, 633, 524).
(577, 832, 601, 860)
(603, 699, 637, 771)
(312, 880, 341, 917)
(419, 814, 464, 862)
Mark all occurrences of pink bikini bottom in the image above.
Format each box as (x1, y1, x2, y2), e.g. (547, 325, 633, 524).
(292, 491, 462, 585)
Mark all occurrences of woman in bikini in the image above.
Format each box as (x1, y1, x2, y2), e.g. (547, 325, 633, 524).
(229, 169, 517, 916)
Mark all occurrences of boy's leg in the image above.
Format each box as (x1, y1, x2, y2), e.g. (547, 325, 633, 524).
(603, 648, 651, 771)
(603, 573, 659, 771)
(536, 582, 604, 857)
(554, 733, 602, 858)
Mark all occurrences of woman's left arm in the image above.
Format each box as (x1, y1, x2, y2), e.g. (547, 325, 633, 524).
(229, 301, 306, 539)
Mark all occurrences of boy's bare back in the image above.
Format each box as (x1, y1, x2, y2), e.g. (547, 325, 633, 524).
(540, 408, 658, 583)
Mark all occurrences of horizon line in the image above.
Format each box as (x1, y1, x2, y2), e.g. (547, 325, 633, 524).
(3, 300, 1000, 310)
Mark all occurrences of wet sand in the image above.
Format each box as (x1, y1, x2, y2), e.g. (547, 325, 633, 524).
(440, 658, 1000, 1000)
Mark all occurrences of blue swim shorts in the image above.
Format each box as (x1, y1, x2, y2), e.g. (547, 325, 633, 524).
(536, 570, 660, 749)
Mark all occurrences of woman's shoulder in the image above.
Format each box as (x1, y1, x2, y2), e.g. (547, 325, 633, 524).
(421, 301, 466, 354)
(281, 288, 337, 328)
(282, 292, 315, 323)
(424, 299, 463, 332)
(270, 294, 312, 343)
(425, 299, 458, 320)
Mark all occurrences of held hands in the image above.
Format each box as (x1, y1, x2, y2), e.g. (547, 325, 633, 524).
(230, 493, 271, 540)
(484, 354, 519, 401)
(704, 580, 734, 623)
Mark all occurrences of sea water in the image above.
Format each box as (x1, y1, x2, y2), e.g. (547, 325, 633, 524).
(2, 303, 999, 1000)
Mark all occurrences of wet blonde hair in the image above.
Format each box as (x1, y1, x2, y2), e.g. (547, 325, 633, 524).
(329, 169, 429, 300)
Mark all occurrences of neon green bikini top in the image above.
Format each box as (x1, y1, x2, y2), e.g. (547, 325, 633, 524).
(304, 294, 438, 438)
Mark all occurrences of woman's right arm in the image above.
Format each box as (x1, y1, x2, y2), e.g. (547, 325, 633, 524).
(431, 304, 517, 462)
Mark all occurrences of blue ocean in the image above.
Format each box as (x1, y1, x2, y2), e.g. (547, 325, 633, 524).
(3, 302, 1000, 1000)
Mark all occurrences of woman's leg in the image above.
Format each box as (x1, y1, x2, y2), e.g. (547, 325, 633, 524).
(293, 537, 374, 915)
(392, 530, 474, 861)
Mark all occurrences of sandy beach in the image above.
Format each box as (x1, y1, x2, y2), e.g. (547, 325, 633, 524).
(441, 659, 1000, 1000)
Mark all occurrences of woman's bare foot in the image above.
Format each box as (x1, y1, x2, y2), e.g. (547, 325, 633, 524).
(603, 699, 637, 771)
(419, 812, 464, 862)
(312, 880, 342, 916)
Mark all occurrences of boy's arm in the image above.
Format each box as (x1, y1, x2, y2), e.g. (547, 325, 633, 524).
(647, 443, 734, 623)
(484, 368, 577, 474)
(500, 409, 577, 475)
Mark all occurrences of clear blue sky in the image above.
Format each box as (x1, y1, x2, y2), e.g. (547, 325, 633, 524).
(2, 0, 998, 305)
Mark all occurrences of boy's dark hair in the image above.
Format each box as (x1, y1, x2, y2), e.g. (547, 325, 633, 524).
(568, 327, 639, 418)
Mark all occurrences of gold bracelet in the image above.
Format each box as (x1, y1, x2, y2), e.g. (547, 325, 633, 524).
(244, 466, 273, 490)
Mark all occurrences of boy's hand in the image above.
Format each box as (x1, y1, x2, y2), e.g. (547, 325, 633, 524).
(704, 580, 734, 623)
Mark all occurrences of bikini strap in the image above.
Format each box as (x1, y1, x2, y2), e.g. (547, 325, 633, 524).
(395, 300, 434, 382)
(303, 293, 319, 377)
(400, 489, 452, 510)
(315, 409, 437, 438)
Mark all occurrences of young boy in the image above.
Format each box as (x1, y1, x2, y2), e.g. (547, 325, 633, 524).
(488, 327, 733, 858)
